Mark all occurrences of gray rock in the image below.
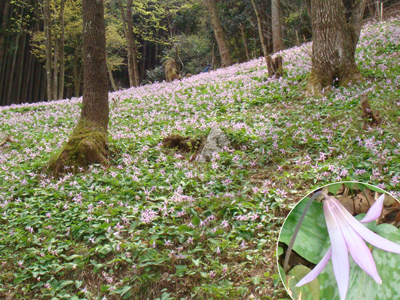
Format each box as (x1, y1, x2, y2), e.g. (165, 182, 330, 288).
(197, 127, 231, 163)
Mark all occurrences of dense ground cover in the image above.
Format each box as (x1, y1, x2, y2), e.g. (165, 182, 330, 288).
(0, 17, 400, 300)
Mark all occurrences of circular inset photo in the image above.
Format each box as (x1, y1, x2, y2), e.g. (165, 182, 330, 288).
(276, 182, 400, 300)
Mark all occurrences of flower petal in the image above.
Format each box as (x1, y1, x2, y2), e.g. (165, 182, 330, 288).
(324, 198, 350, 300)
(360, 193, 385, 223)
(334, 205, 382, 284)
(295, 247, 332, 287)
(333, 196, 400, 254)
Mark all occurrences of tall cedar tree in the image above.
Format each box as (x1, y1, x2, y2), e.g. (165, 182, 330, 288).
(44, 0, 53, 101)
(126, 0, 140, 87)
(49, 0, 109, 174)
(204, 0, 233, 68)
(307, 0, 367, 94)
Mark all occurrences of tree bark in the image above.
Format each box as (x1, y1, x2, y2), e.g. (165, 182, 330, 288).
(271, 0, 283, 53)
(140, 40, 147, 83)
(118, 0, 133, 87)
(53, 19, 59, 100)
(44, 0, 53, 101)
(250, 0, 269, 58)
(73, 55, 81, 97)
(24, 47, 34, 103)
(107, 57, 118, 92)
(307, 0, 367, 94)
(58, 0, 66, 100)
(204, 0, 232, 68)
(16, 30, 27, 104)
(80, 0, 109, 132)
(7, 7, 23, 106)
(126, 0, 140, 87)
(0, 1, 10, 103)
(239, 24, 250, 61)
(49, 0, 109, 175)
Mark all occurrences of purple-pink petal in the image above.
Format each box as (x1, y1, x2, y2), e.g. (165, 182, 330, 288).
(360, 193, 385, 223)
(324, 198, 350, 300)
(295, 247, 332, 287)
(335, 197, 400, 254)
(333, 203, 382, 284)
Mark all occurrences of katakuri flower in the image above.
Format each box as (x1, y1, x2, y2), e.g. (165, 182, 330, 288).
(296, 194, 400, 300)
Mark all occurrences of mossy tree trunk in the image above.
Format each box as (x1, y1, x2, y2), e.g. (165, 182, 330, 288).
(49, 0, 109, 175)
(307, 0, 368, 94)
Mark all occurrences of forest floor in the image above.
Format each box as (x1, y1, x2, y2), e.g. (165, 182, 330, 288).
(0, 17, 400, 300)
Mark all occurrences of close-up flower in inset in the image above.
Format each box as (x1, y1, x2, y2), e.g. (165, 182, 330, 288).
(295, 194, 400, 300)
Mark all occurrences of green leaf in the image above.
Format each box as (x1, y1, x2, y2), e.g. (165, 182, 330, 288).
(75, 280, 83, 289)
(100, 285, 109, 292)
(97, 244, 112, 255)
(362, 183, 385, 193)
(279, 199, 329, 264)
(93, 263, 104, 273)
(59, 280, 74, 288)
(355, 183, 367, 191)
(343, 182, 354, 189)
(111, 285, 132, 295)
(328, 183, 342, 195)
(191, 215, 200, 226)
(192, 258, 201, 267)
(287, 265, 320, 300)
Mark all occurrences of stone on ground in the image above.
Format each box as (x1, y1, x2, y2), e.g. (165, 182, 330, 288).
(197, 127, 231, 163)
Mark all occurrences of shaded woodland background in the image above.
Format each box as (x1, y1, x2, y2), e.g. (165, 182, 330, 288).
(0, 0, 397, 106)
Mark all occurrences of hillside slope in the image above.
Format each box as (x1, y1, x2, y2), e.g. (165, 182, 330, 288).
(0, 17, 400, 299)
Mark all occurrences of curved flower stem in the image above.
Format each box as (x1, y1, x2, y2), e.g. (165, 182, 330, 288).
(283, 190, 329, 273)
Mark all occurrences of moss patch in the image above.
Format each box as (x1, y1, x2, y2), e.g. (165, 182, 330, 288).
(48, 121, 108, 176)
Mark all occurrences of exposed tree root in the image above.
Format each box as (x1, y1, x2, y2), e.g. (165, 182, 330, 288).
(306, 68, 365, 95)
(0, 135, 14, 148)
(360, 93, 380, 125)
(266, 55, 283, 78)
(162, 134, 202, 153)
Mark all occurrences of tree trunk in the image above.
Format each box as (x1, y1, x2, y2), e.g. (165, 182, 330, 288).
(155, 29, 159, 65)
(250, 0, 269, 58)
(307, 0, 367, 94)
(49, 0, 109, 175)
(118, 0, 133, 87)
(53, 22, 59, 100)
(271, 0, 283, 53)
(204, 0, 232, 68)
(126, 0, 140, 87)
(58, 0, 66, 99)
(73, 55, 80, 97)
(7, 8, 22, 105)
(140, 40, 146, 83)
(24, 47, 34, 103)
(44, 0, 53, 101)
(16, 30, 27, 104)
(80, 0, 109, 132)
(0, 1, 10, 103)
(107, 57, 118, 92)
(239, 24, 250, 61)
